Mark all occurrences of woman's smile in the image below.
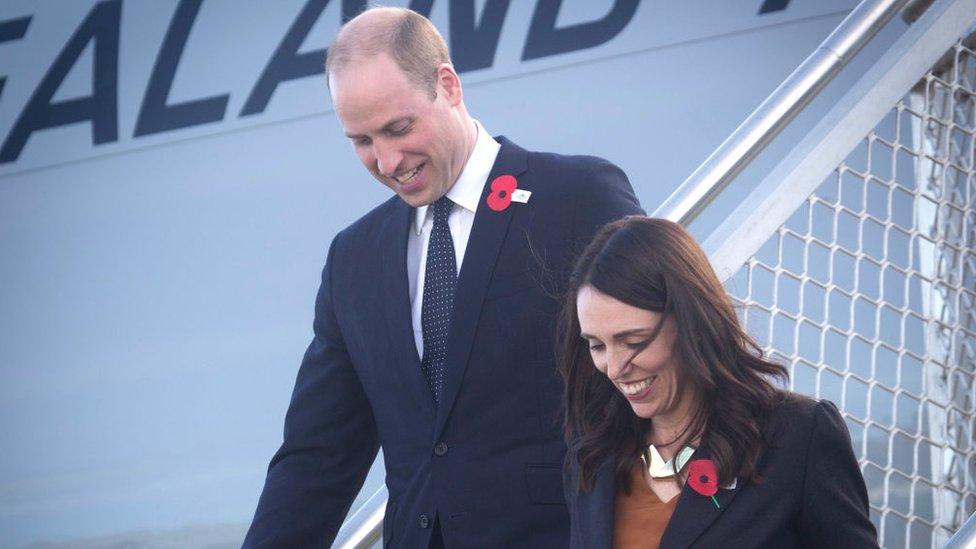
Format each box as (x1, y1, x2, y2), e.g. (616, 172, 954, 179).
(619, 375, 657, 401)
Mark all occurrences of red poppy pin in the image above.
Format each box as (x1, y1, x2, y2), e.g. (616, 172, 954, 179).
(688, 459, 721, 509)
(486, 175, 518, 211)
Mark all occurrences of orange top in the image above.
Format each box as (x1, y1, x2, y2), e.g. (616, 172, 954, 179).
(613, 462, 680, 549)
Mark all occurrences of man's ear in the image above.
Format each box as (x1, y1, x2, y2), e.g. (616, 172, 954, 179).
(436, 63, 463, 106)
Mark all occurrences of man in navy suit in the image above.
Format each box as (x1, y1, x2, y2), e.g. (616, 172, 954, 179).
(243, 7, 643, 548)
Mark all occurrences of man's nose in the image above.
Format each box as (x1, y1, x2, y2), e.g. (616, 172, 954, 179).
(374, 142, 402, 177)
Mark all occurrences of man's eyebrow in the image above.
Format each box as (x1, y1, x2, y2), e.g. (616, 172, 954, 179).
(344, 117, 413, 139)
(381, 116, 413, 131)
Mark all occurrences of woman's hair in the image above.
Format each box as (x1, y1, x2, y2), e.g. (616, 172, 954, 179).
(558, 216, 788, 492)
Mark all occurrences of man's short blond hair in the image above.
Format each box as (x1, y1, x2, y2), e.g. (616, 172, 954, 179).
(325, 7, 451, 99)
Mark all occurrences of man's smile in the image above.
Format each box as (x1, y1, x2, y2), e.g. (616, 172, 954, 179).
(393, 162, 426, 192)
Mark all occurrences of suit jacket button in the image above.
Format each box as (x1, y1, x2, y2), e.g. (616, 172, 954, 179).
(418, 514, 430, 529)
(434, 442, 449, 456)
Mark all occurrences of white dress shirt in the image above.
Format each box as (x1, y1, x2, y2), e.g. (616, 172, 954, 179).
(407, 120, 500, 358)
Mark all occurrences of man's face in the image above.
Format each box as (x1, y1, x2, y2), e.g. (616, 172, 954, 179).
(330, 54, 469, 208)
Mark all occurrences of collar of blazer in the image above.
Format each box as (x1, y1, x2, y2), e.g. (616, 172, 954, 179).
(377, 136, 531, 434)
(574, 445, 746, 549)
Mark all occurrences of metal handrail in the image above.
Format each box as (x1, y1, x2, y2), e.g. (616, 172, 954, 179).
(335, 0, 918, 546)
(334, 484, 387, 549)
(653, 0, 910, 224)
(703, 0, 976, 280)
(946, 512, 976, 549)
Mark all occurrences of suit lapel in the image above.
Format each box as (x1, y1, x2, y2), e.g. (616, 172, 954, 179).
(661, 450, 744, 549)
(433, 137, 528, 437)
(379, 199, 437, 422)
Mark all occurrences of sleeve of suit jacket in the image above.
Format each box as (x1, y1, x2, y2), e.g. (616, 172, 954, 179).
(798, 400, 879, 548)
(572, 157, 645, 246)
(243, 233, 380, 547)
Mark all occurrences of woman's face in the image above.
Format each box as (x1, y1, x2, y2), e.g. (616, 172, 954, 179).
(576, 285, 688, 420)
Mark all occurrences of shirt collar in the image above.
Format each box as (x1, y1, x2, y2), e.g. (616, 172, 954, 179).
(414, 119, 501, 235)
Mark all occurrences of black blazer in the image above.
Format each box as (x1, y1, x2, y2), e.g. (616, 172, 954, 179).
(243, 137, 644, 548)
(563, 396, 879, 548)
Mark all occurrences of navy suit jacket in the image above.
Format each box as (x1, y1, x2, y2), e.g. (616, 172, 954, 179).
(243, 137, 643, 548)
(563, 396, 879, 548)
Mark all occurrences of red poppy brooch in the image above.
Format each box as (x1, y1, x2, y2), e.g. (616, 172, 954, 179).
(688, 459, 722, 509)
(486, 174, 531, 211)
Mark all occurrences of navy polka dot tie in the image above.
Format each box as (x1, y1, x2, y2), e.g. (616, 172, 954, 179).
(421, 197, 457, 405)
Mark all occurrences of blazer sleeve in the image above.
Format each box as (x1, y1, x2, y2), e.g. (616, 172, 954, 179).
(562, 448, 584, 549)
(798, 400, 879, 548)
(572, 158, 645, 247)
(243, 234, 380, 548)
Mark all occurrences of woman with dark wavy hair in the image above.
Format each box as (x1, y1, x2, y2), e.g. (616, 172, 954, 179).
(558, 216, 877, 548)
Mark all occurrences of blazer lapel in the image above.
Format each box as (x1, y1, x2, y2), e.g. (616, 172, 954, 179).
(379, 199, 437, 422)
(433, 137, 529, 437)
(661, 451, 743, 549)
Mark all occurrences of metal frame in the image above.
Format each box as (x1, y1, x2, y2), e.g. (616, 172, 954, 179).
(700, 0, 976, 544)
(946, 510, 976, 548)
(654, 0, 911, 225)
(702, 0, 976, 283)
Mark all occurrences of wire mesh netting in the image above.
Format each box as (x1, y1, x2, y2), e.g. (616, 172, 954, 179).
(726, 34, 976, 548)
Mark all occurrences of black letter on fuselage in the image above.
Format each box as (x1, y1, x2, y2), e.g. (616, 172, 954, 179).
(0, 2, 119, 164)
(408, 0, 434, 17)
(522, 0, 639, 61)
(0, 16, 31, 100)
(759, 0, 790, 14)
(134, 0, 229, 136)
(450, 0, 511, 73)
(241, 0, 433, 117)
